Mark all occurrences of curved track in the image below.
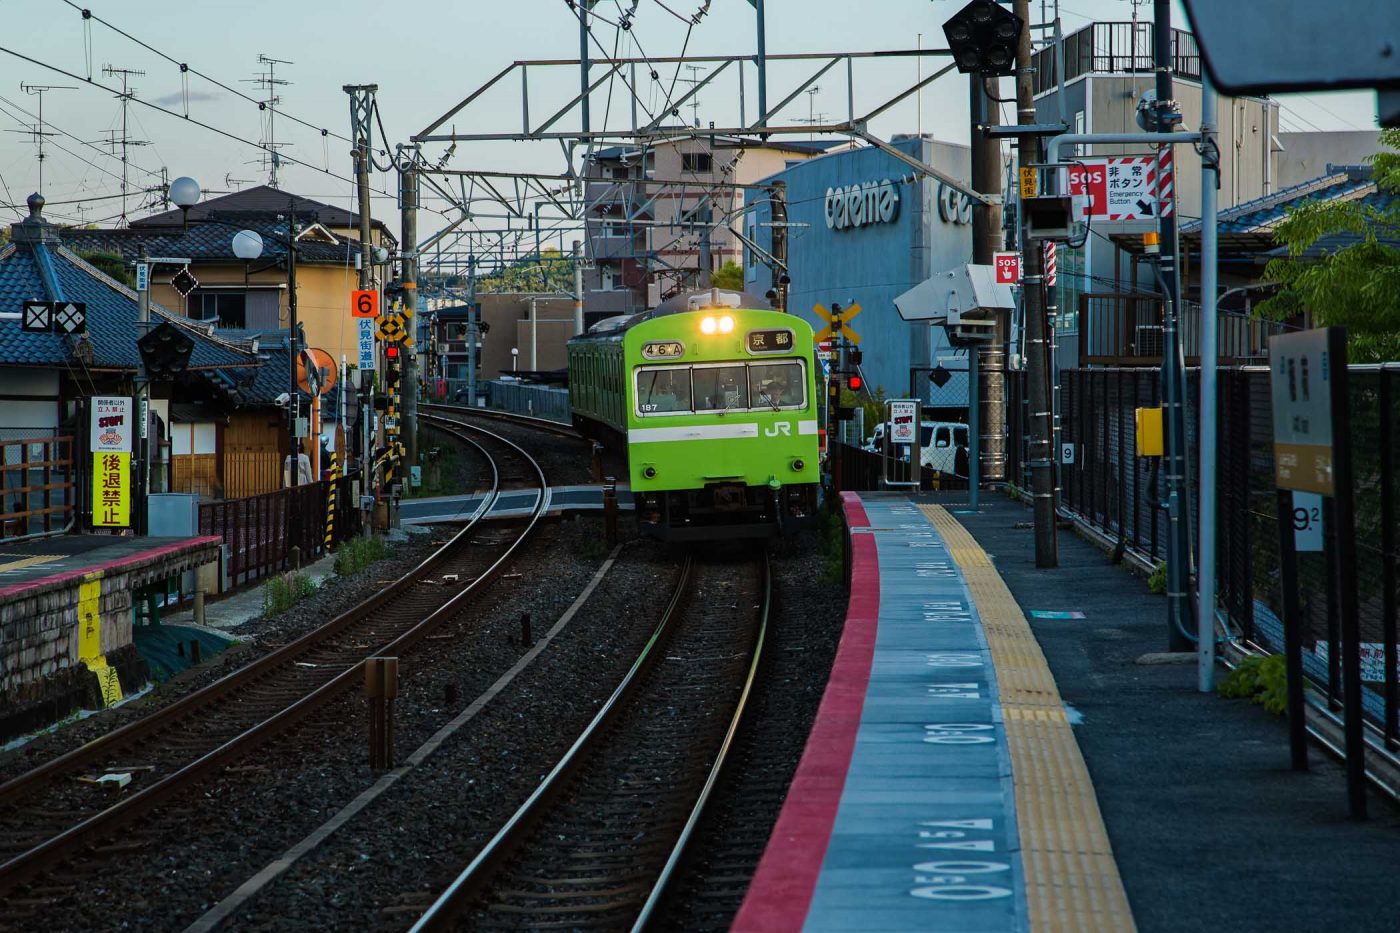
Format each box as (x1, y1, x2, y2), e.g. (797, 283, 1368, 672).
(0, 417, 548, 895)
(410, 549, 770, 932)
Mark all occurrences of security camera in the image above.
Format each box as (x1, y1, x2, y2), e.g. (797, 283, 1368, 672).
(275, 392, 292, 407)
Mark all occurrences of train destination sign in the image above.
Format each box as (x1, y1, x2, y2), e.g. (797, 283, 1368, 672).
(642, 340, 685, 360)
(746, 329, 794, 354)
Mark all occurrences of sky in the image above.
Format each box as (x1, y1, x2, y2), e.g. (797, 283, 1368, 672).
(0, 0, 1381, 248)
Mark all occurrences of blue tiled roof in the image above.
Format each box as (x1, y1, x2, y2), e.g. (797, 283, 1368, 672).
(1181, 167, 1383, 236)
(0, 244, 72, 366)
(62, 215, 361, 265)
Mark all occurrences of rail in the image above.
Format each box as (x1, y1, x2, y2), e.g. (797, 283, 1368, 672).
(0, 419, 549, 893)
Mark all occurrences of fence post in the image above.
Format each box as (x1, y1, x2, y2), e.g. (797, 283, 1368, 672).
(1382, 366, 1397, 748)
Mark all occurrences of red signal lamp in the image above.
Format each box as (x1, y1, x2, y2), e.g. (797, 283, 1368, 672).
(848, 374, 863, 391)
(386, 344, 400, 359)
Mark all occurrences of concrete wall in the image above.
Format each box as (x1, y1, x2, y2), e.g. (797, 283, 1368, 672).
(1276, 131, 1383, 189)
(478, 294, 575, 378)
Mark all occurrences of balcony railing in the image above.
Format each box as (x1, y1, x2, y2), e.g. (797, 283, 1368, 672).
(1033, 22, 1201, 96)
(1079, 292, 1282, 365)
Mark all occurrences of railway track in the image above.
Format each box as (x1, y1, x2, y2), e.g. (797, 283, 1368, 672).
(409, 548, 770, 932)
(0, 418, 548, 898)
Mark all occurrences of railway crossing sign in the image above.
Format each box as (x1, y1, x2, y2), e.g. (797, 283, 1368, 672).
(813, 301, 862, 345)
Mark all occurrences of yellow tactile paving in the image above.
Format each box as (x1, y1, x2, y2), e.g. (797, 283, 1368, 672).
(0, 554, 66, 573)
(921, 504, 1136, 933)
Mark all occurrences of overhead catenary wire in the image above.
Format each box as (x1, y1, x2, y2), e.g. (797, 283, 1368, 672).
(0, 42, 451, 218)
(54, 0, 350, 144)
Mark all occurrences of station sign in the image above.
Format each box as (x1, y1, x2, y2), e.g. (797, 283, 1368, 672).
(1268, 328, 1336, 496)
(358, 318, 377, 371)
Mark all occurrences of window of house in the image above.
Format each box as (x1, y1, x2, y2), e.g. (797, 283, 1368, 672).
(610, 164, 631, 179)
(190, 291, 247, 329)
(682, 152, 714, 173)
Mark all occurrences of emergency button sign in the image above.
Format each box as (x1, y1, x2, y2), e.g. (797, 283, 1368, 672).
(993, 252, 1021, 285)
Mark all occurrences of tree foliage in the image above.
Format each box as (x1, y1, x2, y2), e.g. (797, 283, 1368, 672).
(1257, 128, 1400, 362)
(711, 260, 744, 290)
(475, 248, 576, 294)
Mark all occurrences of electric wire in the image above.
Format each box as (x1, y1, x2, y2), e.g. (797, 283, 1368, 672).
(54, 0, 349, 143)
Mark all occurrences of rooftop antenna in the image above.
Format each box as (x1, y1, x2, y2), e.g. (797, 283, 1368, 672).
(244, 54, 293, 188)
(798, 86, 827, 141)
(679, 64, 707, 127)
(224, 172, 258, 191)
(101, 65, 149, 227)
(11, 83, 75, 194)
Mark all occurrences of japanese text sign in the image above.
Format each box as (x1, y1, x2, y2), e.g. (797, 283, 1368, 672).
(90, 397, 133, 453)
(1269, 328, 1336, 496)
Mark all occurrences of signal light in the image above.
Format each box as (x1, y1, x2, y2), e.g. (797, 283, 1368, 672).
(386, 344, 400, 359)
(848, 374, 863, 391)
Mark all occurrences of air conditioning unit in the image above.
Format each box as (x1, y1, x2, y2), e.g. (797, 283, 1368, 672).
(1135, 324, 1164, 357)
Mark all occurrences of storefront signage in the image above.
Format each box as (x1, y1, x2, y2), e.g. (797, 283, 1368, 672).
(825, 179, 900, 231)
(937, 183, 972, 225)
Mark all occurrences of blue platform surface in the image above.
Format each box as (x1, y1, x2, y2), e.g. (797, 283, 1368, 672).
(736, 495, 1028, 932)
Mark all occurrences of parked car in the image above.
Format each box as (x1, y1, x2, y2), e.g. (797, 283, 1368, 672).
(866, 420, 969, 476)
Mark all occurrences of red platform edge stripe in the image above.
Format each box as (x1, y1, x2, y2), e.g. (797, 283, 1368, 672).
(0, 535, 223, 601)
(731, 492, 879, 931)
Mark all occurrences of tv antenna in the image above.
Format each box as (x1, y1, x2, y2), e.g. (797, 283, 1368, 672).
(224, 172, 258, 191)
(678, 65, 707, 127)
(100, 65, 149, 226)
(798, 86, 827, 140)
(244, 54, 293, 188)
(10, 83, 75, 193)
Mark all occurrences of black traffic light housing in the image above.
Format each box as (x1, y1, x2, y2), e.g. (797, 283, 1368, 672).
(137, 321, 196, 379)
(942, 0, 1024, 77)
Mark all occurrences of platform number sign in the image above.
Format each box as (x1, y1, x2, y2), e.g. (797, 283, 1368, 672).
(1061, 442, 1075, 465)
(993, 252, 1020, 286)
(351, 289, 380, 318)
(1291, 490, 1323, 552)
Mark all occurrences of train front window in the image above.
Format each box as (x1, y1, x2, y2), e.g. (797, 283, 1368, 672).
(749, 361, 805, 410)
(693, 365, 749, 412)
(636, 366, 692, 415)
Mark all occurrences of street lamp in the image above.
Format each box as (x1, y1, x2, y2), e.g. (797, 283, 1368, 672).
(170, 176, 201, 230)
(511, 347, 519, 372)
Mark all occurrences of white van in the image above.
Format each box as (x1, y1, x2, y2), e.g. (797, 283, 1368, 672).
(866, 421, 969, 476)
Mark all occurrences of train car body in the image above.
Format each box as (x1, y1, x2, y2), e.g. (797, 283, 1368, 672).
(568, 293, 820, 541)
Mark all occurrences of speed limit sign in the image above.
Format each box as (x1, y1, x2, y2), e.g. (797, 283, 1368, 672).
(350, 289, 380, 319)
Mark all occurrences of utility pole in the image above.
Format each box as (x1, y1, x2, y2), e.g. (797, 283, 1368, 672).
(697, 196, 713, 288)
(135, 246, 151, 533)
(770, 181, 788, 312)
(1155, 0, 1191, 650)
(467, 252, 479, 406)
(1014, 0, 1058, 566)
(755, 0, 769, 133)
(968, 75, 1006, 493)
(572, 240, 584, 334)
(579, 0, 591, 135)
(400, 161, 420, 463)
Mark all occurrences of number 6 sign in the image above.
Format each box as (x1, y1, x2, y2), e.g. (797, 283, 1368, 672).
(351, 289, 380, 318)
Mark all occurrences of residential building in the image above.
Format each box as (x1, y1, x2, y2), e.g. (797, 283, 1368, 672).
(581, 136, 841, 320)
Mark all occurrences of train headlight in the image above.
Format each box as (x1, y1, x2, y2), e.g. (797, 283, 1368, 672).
(700, 316, 718, 335)
(718, 315, 735, 333)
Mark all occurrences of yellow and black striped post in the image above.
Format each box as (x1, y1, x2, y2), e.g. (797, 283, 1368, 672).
(324, 451, 340, 550)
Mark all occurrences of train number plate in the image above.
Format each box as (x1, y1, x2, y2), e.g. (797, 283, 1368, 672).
(642, 340, 685, 360)
(746, 329, 794, 353)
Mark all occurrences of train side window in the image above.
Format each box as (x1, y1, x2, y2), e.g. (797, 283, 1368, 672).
(635, 366, 692, 415)
(748, 360, 806, 410)
(693, 365, 749, 412)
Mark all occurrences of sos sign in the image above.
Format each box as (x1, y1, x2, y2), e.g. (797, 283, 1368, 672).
(993, 252, 1021, 285)
(1067, 163, 1106, 217)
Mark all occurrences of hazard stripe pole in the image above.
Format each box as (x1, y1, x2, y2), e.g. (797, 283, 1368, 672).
(324, 451, 340, 550)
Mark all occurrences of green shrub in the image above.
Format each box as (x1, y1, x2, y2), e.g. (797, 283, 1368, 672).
(263, 572, 316, 614)
(1147, 561, 1167, 594)
(334, 534, 388, 576)
(1217, 653, 1288, 715)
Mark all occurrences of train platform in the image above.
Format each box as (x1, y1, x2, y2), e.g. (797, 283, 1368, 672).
(735, 492, 1400, 933)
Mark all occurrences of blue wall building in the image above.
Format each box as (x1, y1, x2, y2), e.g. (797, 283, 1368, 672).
(745, 136, 975, 422)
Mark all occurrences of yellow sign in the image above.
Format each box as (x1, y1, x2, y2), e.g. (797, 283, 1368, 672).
(92, 451, 130, 528)
(812, 301, 863, 346)
(1019, 166, 1038, 199)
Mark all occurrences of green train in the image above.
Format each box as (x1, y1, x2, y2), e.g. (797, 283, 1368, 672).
(567, 290, 821, 541)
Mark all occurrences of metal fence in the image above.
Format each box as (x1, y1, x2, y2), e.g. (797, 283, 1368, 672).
(199, 472, 361, 587)
(1056, 364, 1400, 745)
(484, 380, 572, 424)
(0, 435, 74, 539)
